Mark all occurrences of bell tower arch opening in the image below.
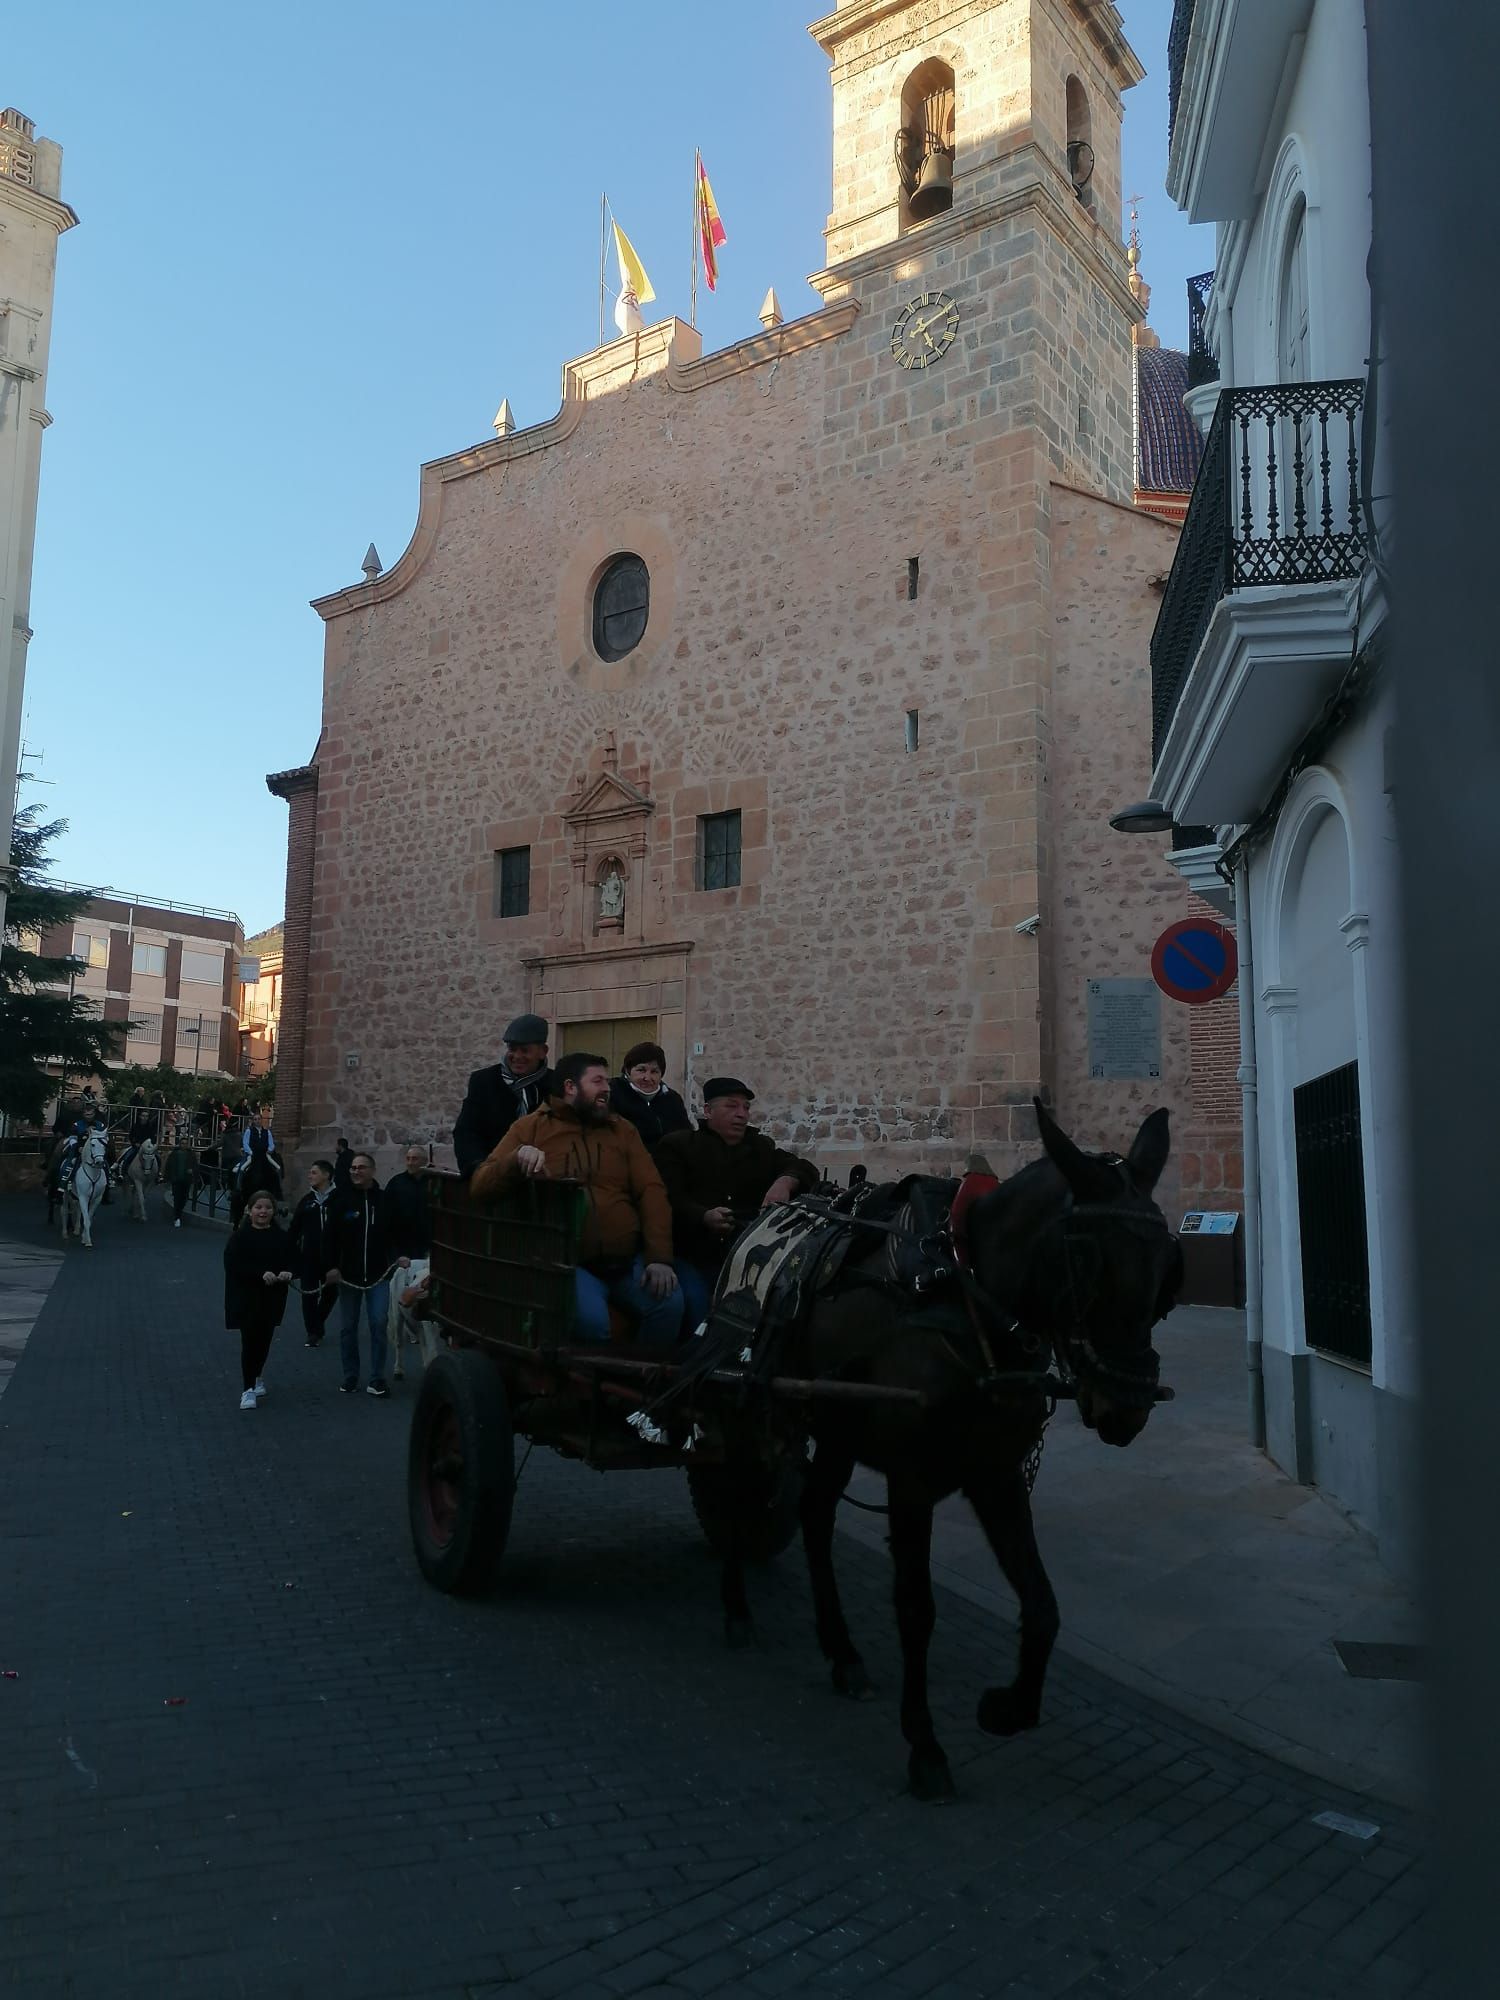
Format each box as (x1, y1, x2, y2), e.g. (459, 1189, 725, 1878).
(1066, 73, 1095, 211)
(895, 57, 956, 233)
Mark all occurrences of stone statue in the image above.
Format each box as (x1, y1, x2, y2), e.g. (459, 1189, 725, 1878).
(598, 864, 626, 922)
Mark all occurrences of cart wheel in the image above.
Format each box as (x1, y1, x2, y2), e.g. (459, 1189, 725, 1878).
(408, 1350, 514, 1595)
(688, 1448, 806, 1565)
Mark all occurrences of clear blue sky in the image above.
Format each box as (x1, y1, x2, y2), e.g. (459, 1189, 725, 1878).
(10, 0, 1210, 935)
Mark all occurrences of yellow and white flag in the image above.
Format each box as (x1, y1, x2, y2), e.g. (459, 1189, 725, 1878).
(612, 219, 655, 334)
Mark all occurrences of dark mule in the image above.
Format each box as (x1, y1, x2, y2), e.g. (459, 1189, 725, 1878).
(720, 1100, 1181, 1800)
(231, 1147, 284, 1226)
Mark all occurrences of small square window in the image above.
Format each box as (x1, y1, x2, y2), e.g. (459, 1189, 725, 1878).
(72, 931, 108, 970)
(494, 846, 531, 919)
(698, 811, 742, 891)
(132, 941, 167, 977)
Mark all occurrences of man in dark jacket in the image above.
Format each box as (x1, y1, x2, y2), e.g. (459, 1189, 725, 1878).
(655, 1078, 818, 1329)
(383, 1144, 432, 1260)
(325, 1152, 410, 1398)
(454, 1013, 555, 1177)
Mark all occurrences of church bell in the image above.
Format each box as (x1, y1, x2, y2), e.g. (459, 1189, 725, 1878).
(908, 147, 954, 221)
(896, 81, 956, 224)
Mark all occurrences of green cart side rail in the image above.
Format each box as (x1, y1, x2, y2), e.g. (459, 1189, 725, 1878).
(426, 1173, 590, 1352)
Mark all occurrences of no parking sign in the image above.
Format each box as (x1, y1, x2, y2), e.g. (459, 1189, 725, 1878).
(1151, 919, 1238, 1005)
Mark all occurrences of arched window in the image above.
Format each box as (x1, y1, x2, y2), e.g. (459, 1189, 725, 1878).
(896, 58, 956, 232)
(592, 554, 650, 662)
(1066, 75, 1095, 208)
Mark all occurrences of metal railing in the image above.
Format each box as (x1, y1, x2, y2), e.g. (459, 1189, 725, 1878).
(1151, 378, 1367, 758)
(1187, 271, 1218, 389)
(1168, 0, 1197, 142)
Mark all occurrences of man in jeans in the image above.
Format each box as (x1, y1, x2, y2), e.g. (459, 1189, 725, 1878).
(472, 1052, 682, 1345)
(326, 1151, 410, 1398)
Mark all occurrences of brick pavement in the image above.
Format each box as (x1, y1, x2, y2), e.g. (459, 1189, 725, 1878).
(0, 1199, 1429, 1999)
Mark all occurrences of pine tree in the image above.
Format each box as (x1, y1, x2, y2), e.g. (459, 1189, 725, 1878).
(1, 808, 129, 1123)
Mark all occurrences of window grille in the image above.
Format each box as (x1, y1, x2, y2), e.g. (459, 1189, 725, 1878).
(698, 811, 742, 891)
(494, 846, 531, 919)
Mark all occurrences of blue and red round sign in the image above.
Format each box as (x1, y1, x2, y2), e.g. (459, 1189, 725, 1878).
(1151, 918, 1238, 1006)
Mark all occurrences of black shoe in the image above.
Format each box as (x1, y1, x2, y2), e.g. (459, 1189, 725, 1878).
(339, 1378, 358, 1394)
(306, 1336, 322, 1348)
(366, 1380, 390, 1400)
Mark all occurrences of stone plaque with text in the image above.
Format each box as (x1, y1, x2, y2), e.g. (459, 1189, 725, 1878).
(1086, 979, 1162, 1080)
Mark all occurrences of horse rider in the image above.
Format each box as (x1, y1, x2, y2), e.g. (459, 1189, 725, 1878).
(241, 1109, 280, 1173)
(454, 1012, 556, 1178)
(115, 1093, 158, 1186)
(655, 1077, 819, 1330)
(471, 1050, 683, 1346)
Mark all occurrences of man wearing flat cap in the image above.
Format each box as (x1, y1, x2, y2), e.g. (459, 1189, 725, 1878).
(655, 1078, 818, 1327)
(453, 1013, 556, 1178)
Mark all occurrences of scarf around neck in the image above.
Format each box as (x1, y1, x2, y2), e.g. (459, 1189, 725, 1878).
(499, 1058, 544, 1108)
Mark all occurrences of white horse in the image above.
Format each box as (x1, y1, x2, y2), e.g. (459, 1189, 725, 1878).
(64, 1130, 111, 1249)
(121, 1136, 159, 1222)
(389, 1259, 439, 1381)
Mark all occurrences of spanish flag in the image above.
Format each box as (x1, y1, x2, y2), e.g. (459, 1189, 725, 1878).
(612, 219, 655, 335)
(696, 152, 727, 292)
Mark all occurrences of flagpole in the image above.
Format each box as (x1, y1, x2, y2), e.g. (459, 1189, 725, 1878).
(691, 151, 700, 330)
(599, 191, 608, 347)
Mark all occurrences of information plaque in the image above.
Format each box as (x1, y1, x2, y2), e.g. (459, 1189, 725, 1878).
(1086, 978, 1162, 1080)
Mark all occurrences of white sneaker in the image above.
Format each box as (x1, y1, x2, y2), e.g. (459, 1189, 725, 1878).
(174, 1219, 182, 1229)
(239, 1389, 257, 1411)
(254, 1379, 267, 1400)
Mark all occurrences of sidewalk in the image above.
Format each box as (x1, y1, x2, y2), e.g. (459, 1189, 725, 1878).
(0, 1230, 63, 1405)
(841, 1305, 1425, 1808)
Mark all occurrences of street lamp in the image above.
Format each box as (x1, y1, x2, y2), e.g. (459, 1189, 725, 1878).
(181, 1016, 204, 1078)
(1108, 799, 1176, 834)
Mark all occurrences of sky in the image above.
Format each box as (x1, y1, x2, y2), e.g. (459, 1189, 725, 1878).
(9, 0, 1212, 936)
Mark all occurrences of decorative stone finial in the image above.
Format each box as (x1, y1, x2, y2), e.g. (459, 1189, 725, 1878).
(361, 543, 382, 582)
(759, 288, 784, 330)
(493, 398, 515, 437)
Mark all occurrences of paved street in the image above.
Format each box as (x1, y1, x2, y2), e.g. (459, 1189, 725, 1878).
(0, 1200, 1429, 1999)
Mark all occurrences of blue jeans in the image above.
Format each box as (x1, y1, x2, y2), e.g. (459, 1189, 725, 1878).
(573, 1259, 684, 1346)
(674, 1261, 716, 1333)
(338, 1281, 390, 1385)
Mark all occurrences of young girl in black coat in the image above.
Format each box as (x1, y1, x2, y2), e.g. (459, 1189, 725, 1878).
(224, 1191, 294, 1411)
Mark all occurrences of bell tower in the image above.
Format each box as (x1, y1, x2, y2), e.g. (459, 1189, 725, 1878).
(809, 0, 1143, 502)
(812, 0, 1138, 262)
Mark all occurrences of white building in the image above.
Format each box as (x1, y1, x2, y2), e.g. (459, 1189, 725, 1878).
(0, 106, 75, 938)
(1145, 0, 1411, 1567)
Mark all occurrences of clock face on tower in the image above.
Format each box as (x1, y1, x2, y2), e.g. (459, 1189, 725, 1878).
(890, 290, 961, 370)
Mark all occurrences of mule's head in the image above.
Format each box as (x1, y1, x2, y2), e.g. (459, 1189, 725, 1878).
(968, 1103, 1181, 1447)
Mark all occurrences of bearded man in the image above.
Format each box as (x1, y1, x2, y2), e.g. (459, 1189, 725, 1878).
(471, 1051, 682, 1346)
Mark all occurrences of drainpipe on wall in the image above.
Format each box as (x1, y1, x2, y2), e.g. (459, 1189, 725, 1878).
(1235, 854, 1266, 1449)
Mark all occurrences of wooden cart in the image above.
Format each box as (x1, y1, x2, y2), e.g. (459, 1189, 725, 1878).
(407, 1174, 823, 1594)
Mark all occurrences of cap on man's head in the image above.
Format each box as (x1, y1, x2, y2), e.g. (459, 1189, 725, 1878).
(702, 1076, 755, 1104)
(503, 1013, 548, 1046)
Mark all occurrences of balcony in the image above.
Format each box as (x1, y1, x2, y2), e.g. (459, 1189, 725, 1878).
(1167, 0, 1314, 220)
(1186, 272, 1218, 389)
(1151, 378, 1367, 826)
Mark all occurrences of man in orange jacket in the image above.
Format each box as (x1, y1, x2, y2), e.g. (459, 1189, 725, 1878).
(472, 1050, 683, 1345)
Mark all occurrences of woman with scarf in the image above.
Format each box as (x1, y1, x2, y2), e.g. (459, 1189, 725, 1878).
(289, 1159, 339, 1346)
(608, 1040, 691, 1153)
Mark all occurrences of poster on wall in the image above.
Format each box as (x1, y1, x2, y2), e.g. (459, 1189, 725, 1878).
(1086, 978, 1162, 1080)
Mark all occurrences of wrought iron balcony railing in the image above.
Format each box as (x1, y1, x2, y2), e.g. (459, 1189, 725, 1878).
(1187, 271, 1218, 389)
(1168, 0, 1197, 142)
(1151, 378, 1367, 759)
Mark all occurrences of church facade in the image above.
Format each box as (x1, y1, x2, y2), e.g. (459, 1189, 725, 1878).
(270, 0, 1241, 1217)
